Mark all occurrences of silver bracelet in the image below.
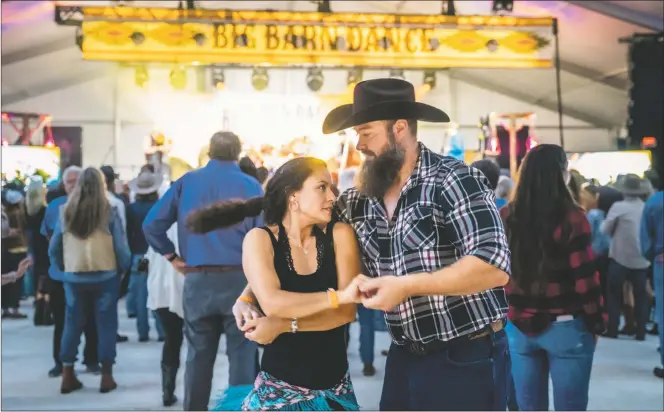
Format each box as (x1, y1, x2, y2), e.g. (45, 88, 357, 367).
(10, 272, 17, 283)
(290, 318, 299, 334)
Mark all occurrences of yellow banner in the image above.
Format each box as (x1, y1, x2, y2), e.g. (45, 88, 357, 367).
(79, 7, 555, 69)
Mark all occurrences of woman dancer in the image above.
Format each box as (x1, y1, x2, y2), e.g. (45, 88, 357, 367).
(501, 145, 605, 411)
(187, 157, 362, 411)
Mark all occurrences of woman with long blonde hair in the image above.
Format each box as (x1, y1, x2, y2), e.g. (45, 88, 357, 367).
(48, 167, 131, 395)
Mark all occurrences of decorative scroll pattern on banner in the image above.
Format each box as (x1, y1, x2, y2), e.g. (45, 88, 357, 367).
(73, 7, 555, 69)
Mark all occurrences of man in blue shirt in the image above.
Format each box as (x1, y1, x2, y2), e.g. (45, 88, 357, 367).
(143, 131, 263, 411)
(40, 166, 100, 377)
(640, 171, 663, 379)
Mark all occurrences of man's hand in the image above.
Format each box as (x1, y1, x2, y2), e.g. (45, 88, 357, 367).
(358, 275, 410, 311)
(337, 274, 371, 305)
(168, 256, 186, 274)
(241, 317, 289, 345)
(232, 299, 264, 329)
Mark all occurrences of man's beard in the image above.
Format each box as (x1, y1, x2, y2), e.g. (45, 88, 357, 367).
(357, 132, 406, 199)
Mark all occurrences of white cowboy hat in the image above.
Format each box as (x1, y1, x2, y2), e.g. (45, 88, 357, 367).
(128, 172, 163, 195)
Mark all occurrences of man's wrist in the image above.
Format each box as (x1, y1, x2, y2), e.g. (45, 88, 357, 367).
(401, 272, 435, 297)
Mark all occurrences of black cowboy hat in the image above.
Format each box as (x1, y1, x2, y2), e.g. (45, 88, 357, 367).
(322, 78, 450, 134)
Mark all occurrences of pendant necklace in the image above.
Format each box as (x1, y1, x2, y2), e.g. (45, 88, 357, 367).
(288, 236, 311, 254)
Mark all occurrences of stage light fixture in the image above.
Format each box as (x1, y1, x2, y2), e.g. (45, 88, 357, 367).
(441, 0, 456, 16)
(170, 66, 187, 90)
(347, 68, 363, 86)
(389, 69, 405, 80)
(317, 0, 332, 13)
(423, 71, 436, 89)
(130, 32, 145, 45)
(306, 67, 324, 92)
(492, 0, 514, 14)
(135, 65, 149, 87)
(251, 67, 269, 91)
(211, 66, 225, 89)
(193, 33, 206, 46)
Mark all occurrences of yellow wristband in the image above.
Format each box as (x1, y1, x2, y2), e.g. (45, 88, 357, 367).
(327, 288, 339, 309)
(237, 295, 255, 305)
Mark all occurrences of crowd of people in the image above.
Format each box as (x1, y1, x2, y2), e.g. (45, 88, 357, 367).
(1, 78, 662, 411)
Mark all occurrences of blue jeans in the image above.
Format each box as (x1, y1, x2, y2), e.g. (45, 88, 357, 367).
(507, 318, 595, 411)
(130, 255, 165, 340)
(380, 328, 509, 410)
(60, 277, 119, 366)
(357, 304, 375, 365)
(654, 259, 663, 367)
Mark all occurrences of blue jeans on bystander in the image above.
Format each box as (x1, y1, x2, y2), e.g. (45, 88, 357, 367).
(60, 276, 119, 366)
(507, 318, 595, 411)
(130, 254, 164, 341)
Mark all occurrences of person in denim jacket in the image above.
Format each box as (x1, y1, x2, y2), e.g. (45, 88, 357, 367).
(49, 167, 131, 395)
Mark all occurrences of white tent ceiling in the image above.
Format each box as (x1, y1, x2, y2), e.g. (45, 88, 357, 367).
(1, 0, 662, 129)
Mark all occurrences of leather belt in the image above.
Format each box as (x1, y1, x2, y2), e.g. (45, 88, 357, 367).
(401, 319, 505, 357)
(181, 265, 242, 273)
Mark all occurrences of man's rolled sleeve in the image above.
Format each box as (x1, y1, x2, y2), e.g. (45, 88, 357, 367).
(440, 166, 511, 276)
(143, 181, 179, 256)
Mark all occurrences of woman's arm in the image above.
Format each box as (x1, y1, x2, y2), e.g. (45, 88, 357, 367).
(1, 272, 18, 286)
(296, 223, 360, 330)
(242, 227, 358, 319)
(110, 210, 132, 273)
(48, 220, 65, 271)
(570, 211, 606, 335)
(243, 223, 361, 334)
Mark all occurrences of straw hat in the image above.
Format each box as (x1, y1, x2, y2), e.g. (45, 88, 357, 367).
(128, 172, 163, 195)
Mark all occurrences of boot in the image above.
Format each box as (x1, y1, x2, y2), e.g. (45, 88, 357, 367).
(60, 365, 83, 394)
(620, 305, 636, 335)
(99, 362, 117, 393)
(161, 363, 179, 407)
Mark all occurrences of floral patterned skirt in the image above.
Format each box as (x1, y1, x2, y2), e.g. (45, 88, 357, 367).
(214, 371, 359, 411)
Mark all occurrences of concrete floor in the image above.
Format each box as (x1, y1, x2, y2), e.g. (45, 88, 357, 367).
(2, 299, 663, 411)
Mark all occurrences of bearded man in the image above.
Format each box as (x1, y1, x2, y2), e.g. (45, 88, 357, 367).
(234, 78, 512, 410)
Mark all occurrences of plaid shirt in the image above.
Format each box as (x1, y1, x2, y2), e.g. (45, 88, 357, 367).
(334, 143, 511, 344)
(500, 206, 607, 336)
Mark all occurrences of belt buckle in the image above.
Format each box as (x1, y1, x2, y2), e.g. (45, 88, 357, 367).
(408, 341, 428, 356)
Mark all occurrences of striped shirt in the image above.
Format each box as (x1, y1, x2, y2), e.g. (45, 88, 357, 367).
(334, 143, 511, 344)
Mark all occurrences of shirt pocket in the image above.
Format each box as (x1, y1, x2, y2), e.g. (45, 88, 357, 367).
(354, 219, 380, 265)
(401, 206, 436, 251)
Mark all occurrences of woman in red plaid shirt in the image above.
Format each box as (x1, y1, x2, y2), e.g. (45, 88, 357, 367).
(500, 144, 606, 411)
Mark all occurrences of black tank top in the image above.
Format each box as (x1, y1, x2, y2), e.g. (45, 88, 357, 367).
(259, 221, 348, 390)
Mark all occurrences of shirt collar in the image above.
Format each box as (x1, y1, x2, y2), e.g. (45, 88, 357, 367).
(207, 159, 240, 170)
(401, 143, 436, 193)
